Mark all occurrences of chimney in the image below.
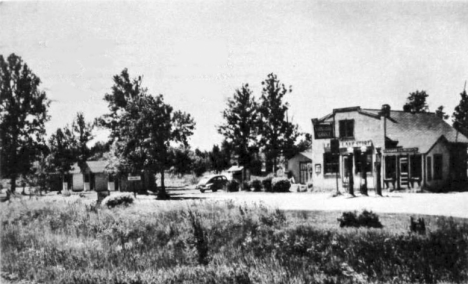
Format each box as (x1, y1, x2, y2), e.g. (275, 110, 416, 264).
(380, 104, 391, 118)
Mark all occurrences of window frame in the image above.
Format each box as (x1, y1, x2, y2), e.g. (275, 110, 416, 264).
(323, 152, 339, 175)
(339, 119, 355, 139)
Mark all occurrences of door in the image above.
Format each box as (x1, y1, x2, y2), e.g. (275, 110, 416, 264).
(342, 156, 351, 188)
(299, 162, 311, 184)
(399, 157, 409, 188)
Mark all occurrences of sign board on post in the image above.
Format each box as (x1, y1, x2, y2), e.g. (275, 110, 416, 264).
(128, 176, 141, 181)
(314, 123, 334, 139)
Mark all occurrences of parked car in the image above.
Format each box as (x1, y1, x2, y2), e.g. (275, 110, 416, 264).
(196, 175, 229, 193)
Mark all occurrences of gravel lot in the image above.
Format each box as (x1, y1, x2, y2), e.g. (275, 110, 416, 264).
(172, 189, 468, 218)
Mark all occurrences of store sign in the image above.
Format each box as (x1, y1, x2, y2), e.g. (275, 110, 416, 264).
(314, 123, 334, 139)
(339, 140, 372, 148)
(383, 147, 418, 154)
(128, 176, 141, 181)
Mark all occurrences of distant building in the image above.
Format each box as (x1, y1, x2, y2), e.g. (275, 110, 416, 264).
(311, 105, 468, 192)
(287, 151, 312, 184)
(71, 161, 114, 191)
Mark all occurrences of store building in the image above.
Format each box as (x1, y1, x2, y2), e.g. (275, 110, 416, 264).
(311, 105, 468, 192)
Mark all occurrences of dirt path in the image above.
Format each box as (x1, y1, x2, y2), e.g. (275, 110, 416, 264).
(177, 190, 468, 218)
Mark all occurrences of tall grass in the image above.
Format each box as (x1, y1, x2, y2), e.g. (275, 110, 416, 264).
(1, 199, 468, 284)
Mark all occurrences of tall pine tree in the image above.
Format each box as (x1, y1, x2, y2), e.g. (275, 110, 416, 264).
(257, 73, 299, 172)
(0, 54, 50, 192)
(453, 88, 468, 137)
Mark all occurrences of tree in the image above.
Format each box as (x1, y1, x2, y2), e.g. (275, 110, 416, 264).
(453, 89, 468, 137)
(435, 106, 449, 120)
(257, 73, 300, 172)
(72, 112, 94, 174)
(170, 147, 192, 177)
(283, 133, 312, 160)
(209, 145, 225, 173)
(403, 90, 429, 113)
(48, 127, 76, 192)
(218, 84, 259, 171)
(0, 53, 50, 193)
(99, 70, 195, 199)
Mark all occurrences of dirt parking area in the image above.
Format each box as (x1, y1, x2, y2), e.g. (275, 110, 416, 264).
(171, 189, 468, 218)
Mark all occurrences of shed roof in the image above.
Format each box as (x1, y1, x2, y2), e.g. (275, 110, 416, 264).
(364, 109, 468, 153)
(227, 166, 244, 172)
(70, 161, 108, 174)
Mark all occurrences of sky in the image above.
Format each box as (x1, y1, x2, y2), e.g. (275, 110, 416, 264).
(1, 0, 468, 150)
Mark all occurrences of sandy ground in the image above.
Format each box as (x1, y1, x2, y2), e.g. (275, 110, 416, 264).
(3, 187, 468, 218)
(172, 189, 468, 218)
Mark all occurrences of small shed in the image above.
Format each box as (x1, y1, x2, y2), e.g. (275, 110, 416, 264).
(71, 161, 115, 191)
(287, 151, 312, 185)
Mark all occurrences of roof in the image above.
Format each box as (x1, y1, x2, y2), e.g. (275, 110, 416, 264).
(364, 109, 468, 153)
(70, 161, 108, 174)
(290, 151, 312, 160)
(227, 166, 244, 172)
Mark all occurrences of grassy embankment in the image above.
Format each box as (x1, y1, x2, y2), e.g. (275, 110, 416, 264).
(1, 198, 468, 284)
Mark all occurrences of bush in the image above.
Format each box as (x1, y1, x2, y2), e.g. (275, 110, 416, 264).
(242, 181, 251, 191)
(272, 177, 291, 192)
(262, 177, 273, 192)
(227, 179, 239, 192)
(338, 210, 383, 228)
(101, 193, 134, 208)
(251, 180, 262, 192)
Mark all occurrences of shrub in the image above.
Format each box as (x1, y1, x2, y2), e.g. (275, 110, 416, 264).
(338, 210, 383, 228)
(101, 193, 134, 208)
(262, 177, 273, 192)
(410, 217, 426, 234)
(251, 180, 262, 192)
(242, 181, 251, 191)
(272, 177, 291, 192)
(227, 180, 239, 192)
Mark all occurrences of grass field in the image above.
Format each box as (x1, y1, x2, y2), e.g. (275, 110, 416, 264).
(1, 197, 468, 284)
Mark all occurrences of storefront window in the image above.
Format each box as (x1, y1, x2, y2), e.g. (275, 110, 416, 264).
(434, 154, 443, 180)
(323, 153, 339, 174)
(339, 120, 354, 139)
(355, 149, 372, 173)
(385, 156, 396, 179)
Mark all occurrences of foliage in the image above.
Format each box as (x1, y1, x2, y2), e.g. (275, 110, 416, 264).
(102, 193, 134, 208)
(251, 179, 262, 192)
(98, 69, 195, 199)
(191, 153, 209, 177)
(271, 177, 291, 192)
(170, 147, 192, 176)
(227, 179, 239, 192)
(403, 90, 429, 113)
(72, 112, 94, 170)
(89, 141, 111, 161)
(435, 105, 449, 120)
(47, 127, 76, 179)
(0, 53, 51, 192)
(2, 201, 468, 284)
(218, 84, 258, 171)
(453, 89, 468, 136)
(262, 176, 273, 192)
(338, 210, 383, 228)
(242, 181, 251, 191)
(209, 144, 229, 173)
(257, 74, 300, 172)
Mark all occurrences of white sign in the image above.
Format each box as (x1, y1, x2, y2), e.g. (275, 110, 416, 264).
(324, 140, 373, 149)
(128, 176, 141, 181)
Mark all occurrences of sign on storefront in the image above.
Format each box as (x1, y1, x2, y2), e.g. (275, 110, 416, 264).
(314, 123, 334, 139)
(339, 140, 372, 148)
(383, 147, 418, 154)
(128, 176, 141, 181)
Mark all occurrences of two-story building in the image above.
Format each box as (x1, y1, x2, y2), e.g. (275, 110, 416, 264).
(311, 105, 468, 193)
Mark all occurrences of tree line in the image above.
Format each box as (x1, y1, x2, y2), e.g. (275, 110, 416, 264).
(2, 53, 468, 197)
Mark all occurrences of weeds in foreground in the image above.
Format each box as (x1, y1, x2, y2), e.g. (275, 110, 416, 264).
(1, 200, 468, 284)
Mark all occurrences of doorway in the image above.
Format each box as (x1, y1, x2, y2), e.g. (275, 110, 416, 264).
(399, 157, 409, 188)
(342, 156, 352, 188)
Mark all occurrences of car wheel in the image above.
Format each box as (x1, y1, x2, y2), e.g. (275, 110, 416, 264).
(200, 189, 205, 193)
(212, 187, 218, 192)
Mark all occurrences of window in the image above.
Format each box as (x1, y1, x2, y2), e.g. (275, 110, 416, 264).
(323, 152, 339, 174)
(427, 156, 432, 181)
(355, 149, 372, 173)
(410, 155, 422, 178)
(339, 120, 354, 139)
(434, 154, 443, 180)
(385, 156, 396, 179)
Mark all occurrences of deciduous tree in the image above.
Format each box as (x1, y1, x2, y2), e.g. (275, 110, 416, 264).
(403, 90, 429, 113)
(257, 73, 299, 172)
(0, 53, 50, 192)
(48, 127, 76, 192)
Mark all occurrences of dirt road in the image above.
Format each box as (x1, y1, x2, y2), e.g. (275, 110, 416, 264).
(174, 189, 468, 218)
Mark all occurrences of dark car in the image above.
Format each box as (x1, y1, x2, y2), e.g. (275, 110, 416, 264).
(196, 175, 229, 193)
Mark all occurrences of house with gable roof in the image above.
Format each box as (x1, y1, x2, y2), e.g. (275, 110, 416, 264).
(311, 105, 468, 192)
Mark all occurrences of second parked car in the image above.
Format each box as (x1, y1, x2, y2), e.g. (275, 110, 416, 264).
(196, 175, 229, 193)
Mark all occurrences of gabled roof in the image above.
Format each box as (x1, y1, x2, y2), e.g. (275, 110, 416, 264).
(299, 151, 312, 160)
(70, 161, 108, 174)
(363, 109, 468, 153)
